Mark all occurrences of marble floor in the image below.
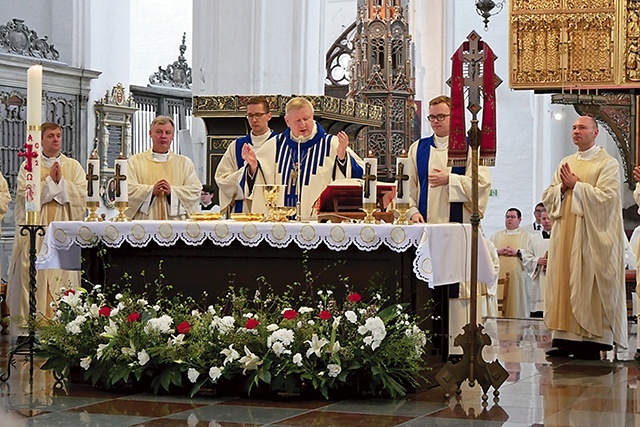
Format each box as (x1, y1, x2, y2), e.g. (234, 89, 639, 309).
(0, 318, 639, 426)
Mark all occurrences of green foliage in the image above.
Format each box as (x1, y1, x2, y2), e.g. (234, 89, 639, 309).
(37, 276, 430, 399)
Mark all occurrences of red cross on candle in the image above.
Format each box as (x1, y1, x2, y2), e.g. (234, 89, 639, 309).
(18, 136, 39, 172)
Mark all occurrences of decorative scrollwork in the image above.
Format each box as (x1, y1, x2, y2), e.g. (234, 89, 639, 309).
(149, 33, 192, 89)
(325, 22, 356, 86)
(0, 18, 59, 60)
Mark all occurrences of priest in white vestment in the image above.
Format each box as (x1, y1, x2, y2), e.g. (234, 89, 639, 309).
(630, 165, 640, 359)
(406, 96, 491, 360)
(542, 116, 627, 360)
(8, 122, 87, 325)
(0, 173, 9, 277)
(489, 208, 531, 318)
(522, 210, 551, 318)
(215, 96, 277, 214)
(242, 97, 364, 221)
(126, 116, 201, 220)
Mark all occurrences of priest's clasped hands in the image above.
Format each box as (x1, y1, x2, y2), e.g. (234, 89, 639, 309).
(49, 161, 62, 184)
(559, 162, 579, 194)
(153, 179, 172, 196)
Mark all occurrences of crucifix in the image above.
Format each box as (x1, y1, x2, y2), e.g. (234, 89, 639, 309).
(86, 163, 99, 197)
(18, 137, 39, 172)
(114, 163, 127, 198)
(435, 31, 508, 401)
(363, 162, 377, 199)
(395, 161, 409, 199)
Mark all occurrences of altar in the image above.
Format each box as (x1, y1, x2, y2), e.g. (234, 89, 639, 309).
(37, 220, 496, 362)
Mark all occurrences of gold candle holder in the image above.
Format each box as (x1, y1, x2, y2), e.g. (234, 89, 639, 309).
(114, 201, 129, 222)
(361, 202, 377, 224)
(85, 201, 100, 222)
(24, 211, 40, 225)
(394, 202, 411, 225)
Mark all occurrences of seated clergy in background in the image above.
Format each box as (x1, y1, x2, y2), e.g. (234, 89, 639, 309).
(126, 115, 201, 220)
(242, 97, 364, 221)
(522, 210, 552, 318)
(215, 96, 277, 214)
(8, 122, 87, 323)
(200, 184, 220, 212)
(489, 208, 532, 318)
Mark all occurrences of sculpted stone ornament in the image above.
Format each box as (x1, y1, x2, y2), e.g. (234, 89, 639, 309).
(0, 18, 59, 60)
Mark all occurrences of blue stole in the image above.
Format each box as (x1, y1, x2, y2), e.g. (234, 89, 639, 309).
(234, 131, 276, 213)
(416, 136, 466, 223)
(274, 124, 362, 207)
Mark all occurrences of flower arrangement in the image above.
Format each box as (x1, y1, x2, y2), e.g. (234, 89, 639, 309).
(37, 279, 429, 399)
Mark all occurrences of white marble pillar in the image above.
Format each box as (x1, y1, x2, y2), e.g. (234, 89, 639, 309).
(192, 0, 326, 96)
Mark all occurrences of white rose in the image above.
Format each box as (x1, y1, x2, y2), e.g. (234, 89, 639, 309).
(209, 366, 223, 382)
(327, 364, 341, 378)
(187, 368, 200, 383)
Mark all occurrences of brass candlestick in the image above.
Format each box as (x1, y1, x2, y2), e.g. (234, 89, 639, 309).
(114, 201, 129, 222)
(24, 211, 40, 225)
(394, 202, 411, 225)
(362, 202, 377, 224)
(85, 201, 100, 222)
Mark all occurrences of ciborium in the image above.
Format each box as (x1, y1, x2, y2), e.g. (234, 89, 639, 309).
(259, 184, 288, 222)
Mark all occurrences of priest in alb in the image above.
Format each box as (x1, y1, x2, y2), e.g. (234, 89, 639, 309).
(215, 96, 277, 214)
(242, 97, 364, 221)
(8, 122, 87, 323)
(542, 116, 627, 360)
(126, 116, 201, 220)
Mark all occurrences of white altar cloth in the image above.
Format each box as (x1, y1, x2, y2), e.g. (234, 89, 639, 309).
(36, 220, 496, 287)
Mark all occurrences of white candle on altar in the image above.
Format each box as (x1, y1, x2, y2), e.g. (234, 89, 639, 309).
(25, 64, 42, 218)
(395, 151, 410, 204)
(86, 152, 100, 203)
(363, 154, 377, 205)
(114, 155, 128, 203)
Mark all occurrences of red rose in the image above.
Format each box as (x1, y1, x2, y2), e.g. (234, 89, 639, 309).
(98, 306, 111, 317)
(63, 289, 76, 296)
(283, 309, 298, 320)
(127, 312, 141, 323)
(347, 292, 361, 303)
(176, 321, 191, 335)
(245, 318, 260, 329)
(318, 310, 331, 320)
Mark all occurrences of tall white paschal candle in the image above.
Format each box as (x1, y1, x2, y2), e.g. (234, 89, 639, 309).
(86, 152, 100, 203)
(363, 155, 377, 205)
(24, 64, 42, 217)
(395, 153, 410, 204)
(114, 155, 128, 203)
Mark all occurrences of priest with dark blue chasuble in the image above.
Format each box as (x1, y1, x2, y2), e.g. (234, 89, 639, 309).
(242, 97, 364, 221)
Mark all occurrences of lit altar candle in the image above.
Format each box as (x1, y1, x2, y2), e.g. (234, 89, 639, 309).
(363, 153, 377, 205)
(86, 151, 100, 203)
(395, 151, 410, 204)
(24, 64, 43, 221)
(114, 154, 128, 203)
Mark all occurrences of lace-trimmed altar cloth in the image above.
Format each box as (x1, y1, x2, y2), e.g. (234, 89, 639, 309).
(36, 220, 496, 287)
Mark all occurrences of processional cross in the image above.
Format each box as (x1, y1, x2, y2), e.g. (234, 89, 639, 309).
(86, 163, 99, 197)
(363, 162, 377, 199)
(18, 136, 39, 172)
(435, 31, 508, 401)
(114, 163, 127, 197)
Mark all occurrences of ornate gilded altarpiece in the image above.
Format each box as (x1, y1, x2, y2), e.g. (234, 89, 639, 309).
(510, 0, 640, 191)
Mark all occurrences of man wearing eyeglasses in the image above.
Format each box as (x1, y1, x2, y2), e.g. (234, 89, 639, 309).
(215, 96, 277, 214)
(406, 95, 491, 224)
(522, 202, 545, 235)
(407, 95, 492, 362)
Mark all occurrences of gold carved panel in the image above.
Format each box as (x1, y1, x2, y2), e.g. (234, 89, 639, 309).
(509, 1, 629, 89)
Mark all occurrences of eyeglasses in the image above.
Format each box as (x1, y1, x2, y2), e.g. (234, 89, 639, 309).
(246, 112, 268, 119)
(534, 209, 545, 213)
(427, 114, 450, 122)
